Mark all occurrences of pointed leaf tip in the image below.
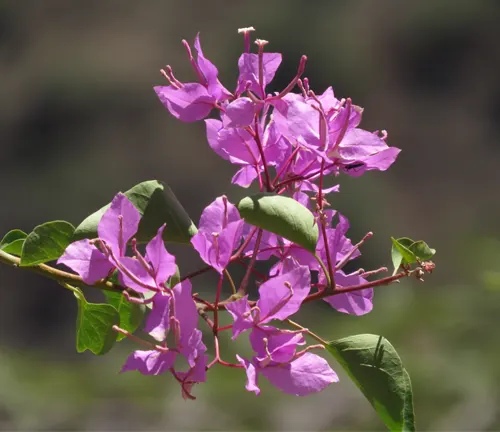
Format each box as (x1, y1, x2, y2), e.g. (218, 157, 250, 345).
(74, 288, 119, 355)
(326, 334, 415, 431)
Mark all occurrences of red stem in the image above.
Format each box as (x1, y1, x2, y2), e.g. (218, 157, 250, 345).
(252, 117, 272, 191)
(238, 229, 263, 295)
(317, 159, 335, 289)
(304, 271, 407, 303)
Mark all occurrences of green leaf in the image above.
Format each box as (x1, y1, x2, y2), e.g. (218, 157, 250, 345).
(408, 240, 436, 261)
(237, 193, 318, 252)
(73, 288, 119, 355)
(0, 229, 28, 256)
(327, 334, 415, 431)
(2, 239, 26, 255)
(73, 180, 197, 244)
(391, 237, 436, 275)
(0, 229, 27, 246)
(20, 221, 75, 266)
(103, 290, 145, 341)
(402, 369, 415, 430)
(391, 237, 417, 274)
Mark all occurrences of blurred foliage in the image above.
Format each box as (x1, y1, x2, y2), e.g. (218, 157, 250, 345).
(1, 0, 500, 430)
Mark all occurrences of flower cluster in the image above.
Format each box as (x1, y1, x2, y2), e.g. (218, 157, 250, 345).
(58, 27, 401, 399)
(156, 28, 399, 189)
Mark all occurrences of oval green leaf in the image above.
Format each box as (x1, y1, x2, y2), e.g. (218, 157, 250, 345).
(73, 288, 119, 355)
(391, 237, 417, 275)
(408, 240, 436, 261)
(0, 229, 27, 246)
(20, 221, 75, 266)
(0, 229, 28, 256)
(237, 193, 319, 252)
(73, 180, 197, 244)
(103, 291, 145, 341)
(327, 334, 415, 431)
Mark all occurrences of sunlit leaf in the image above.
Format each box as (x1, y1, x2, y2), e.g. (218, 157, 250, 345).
(237, 193, 318, 252)
(0, 229, 28, 256)
(73, 288, 119, 355)
(73, 180, 197, 244)
(20, 221, 75, 266)
(327, 334, 415, 431)
(103, 290, 145, 341)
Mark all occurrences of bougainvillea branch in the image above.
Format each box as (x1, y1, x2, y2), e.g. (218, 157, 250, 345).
(0, 27, 436, 430)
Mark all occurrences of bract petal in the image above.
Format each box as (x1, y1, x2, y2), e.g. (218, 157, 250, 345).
(223, 97, 257, 128)
(98, 193, 140, 258)
(172, 280, 198, 346)
(194, 33, 231, 101)
(236, 355, 261, 395)
(225, 296, 253, 339)
(155, 83, 214, 122)
(143, 292, 170, 341)
(236, 53, 282, 98)
(121, 349, 176, 376)
(145, 224, 176, 286)
(257, 265, 311, 323)
(261, 352, 338, 396)
(118, 256, 156, 294)
(57, 239, 114, 285)
(198, 196, 241, 234)
(231, 165, 259, 188)
(323, 271, 373, 315)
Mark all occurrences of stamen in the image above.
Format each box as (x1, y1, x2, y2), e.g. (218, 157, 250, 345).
(238, 27, 255, 53)
(131, 238, 155, 279)
(272, 55, 307, 100)
(336, 98, 352, 145)
(212, 232, 221, 263)
(333, 98, 346, 113)
(170, 315, 181, 347)
(328, 98, 352, 156)
(222, 195, 229, 229)
(297, 79, 307, 98)
(303, 77, 310, 94)
(112, 325, 169, 353)
(160, 68, 180, 89)
(246, 89, 261, 103)
(122, 290, 147, 305)
(182, 39, 207, 86)
(258, 281, 294, 323)
(292, 343, 325, 361)
(164, 65, 184, 88)
(255, 39, 269, 96)
(107, 247, 159, 292)
(96, 238, 110, 258)
(258, 337, 273, 367)
(310, 98, 328, 151)
(118, 215, 124, 256)
(361, 267, 388, 278)
(336, 231, 373, 271)
(242, 306, 261, 323)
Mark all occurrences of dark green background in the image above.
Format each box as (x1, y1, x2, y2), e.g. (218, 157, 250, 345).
(1, 1, 500, 430)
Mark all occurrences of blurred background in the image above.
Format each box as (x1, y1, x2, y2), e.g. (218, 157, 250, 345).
(1, 0, 500, 430)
